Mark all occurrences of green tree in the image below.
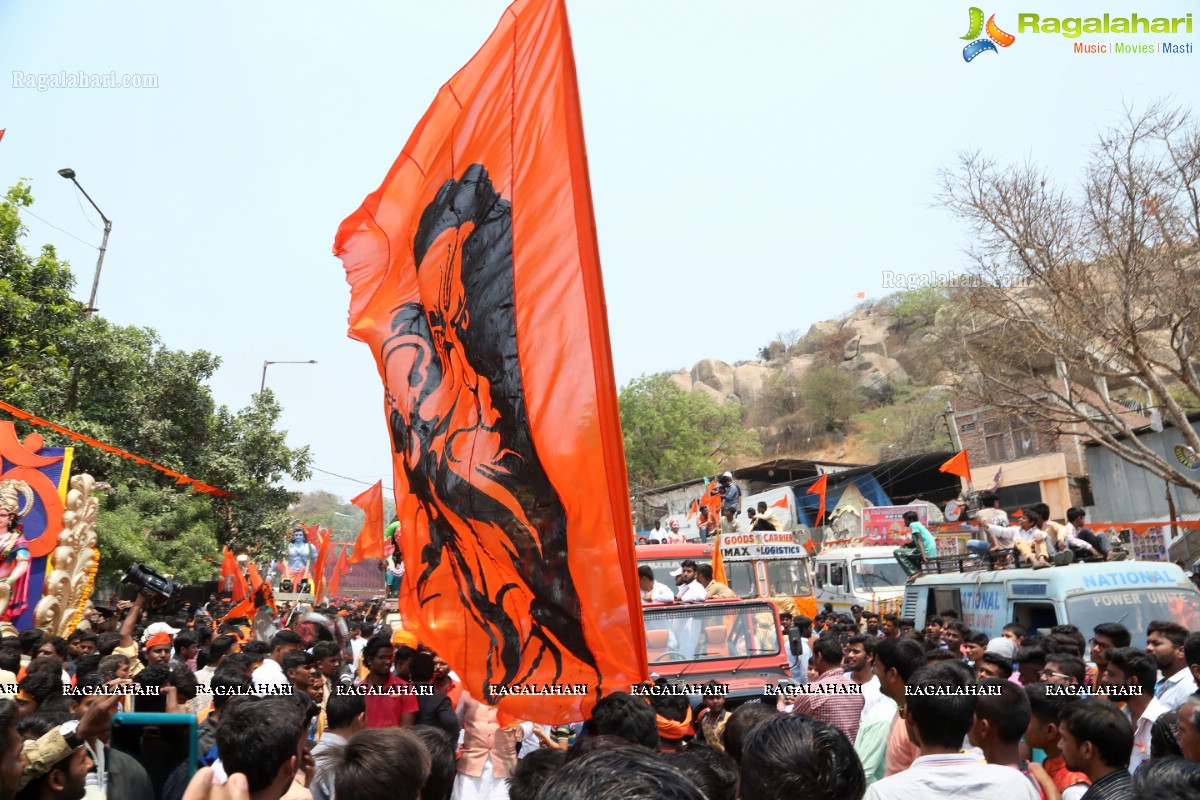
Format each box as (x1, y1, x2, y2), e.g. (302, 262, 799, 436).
(890, 287, 949, 330)
(1, 183, 311, 581)
(619, 373, 760, 487)
(800, 366, 863, 432)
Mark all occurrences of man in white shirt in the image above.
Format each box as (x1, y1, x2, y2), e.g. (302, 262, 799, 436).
(638, 565, 674, 605)
(672, 561, 706, 603)
(865, 664, 1040, 800)
(983, 510, 1051, 568)
(251, 630, 303, 695)
(1146, 620, 1198, 712)
(845, 634, 884, 721)
(647, 521, 665, 543)
(1103, 646, 1167, 773)
(974, 492, 1008, 528)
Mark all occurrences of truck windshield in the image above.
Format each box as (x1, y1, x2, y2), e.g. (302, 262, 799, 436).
(852, 558, 907, 592)
(643, 603, 781, 664)
(723, 562, 757, 598)
(766, 559, 812, 596)
(1065, 589, 1200, 648)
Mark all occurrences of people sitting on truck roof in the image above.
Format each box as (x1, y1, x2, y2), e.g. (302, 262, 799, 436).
(719, 507, 745, 534)
(1065, 507, 1109, 561)
(694, 564, 736, 600)
(752, 502, 781, 532)
(981, 508, 1053, 569)
(664, 518, 687, 545)
(894, 511, 936, 578)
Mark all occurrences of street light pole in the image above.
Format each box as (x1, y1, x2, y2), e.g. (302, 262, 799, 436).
(57, 169, 110, 319)
(261, 360, 318, 393)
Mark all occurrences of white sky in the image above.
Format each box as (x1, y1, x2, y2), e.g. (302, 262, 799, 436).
(2, 0, 1197, 499)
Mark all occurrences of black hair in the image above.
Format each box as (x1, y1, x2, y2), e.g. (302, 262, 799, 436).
(243, 640, 271, 659)
(1015, 645, 1048, 668)
(25, 656, 64, 677)
(73, 654, 101, 681)
(17, 710, 74, 738)
(208, 634, 238, 663)
(409, 651, 435, 683)
(325, 690, 367, 729)
(974, 679, 1030, 743)
(210, 669, 253, 712)
(218, 697, 307, 792)
(661, 750, 727, 800)
(926, 650, 959, 663)
(721, 703, 778, 765)
(508, 747, 568, 800)
(588, 691, 659, 749)
(696, 564, 714, 581)
(0, 647, 19, 673)
(271, 630, 303, 650)
(940, 609, 960, 621)
(18, 671, 62, 707)
(979, 492, 999, 507)
(408, 725, 456, 800)
(681, 559, 698, 570)
(0, 699, 17, 767)
(811, 634, 843, 668)
(311, 641, 341, 661)
(37, 635, 68, 659)
(638, 565, 655, 582)
(282, 649, 315, 674)
(905, 664, 978, 748)
(174, 631, 198, 651)
(220, 652, 255, 676)
(966, 632, 990, 648)
(943, 620, 968, 636)
(362, 635, 393, 663)
(898, 618, 915, 629)
(1151, 712, 1183, 760)
(1148, 620, 1190, 649)
(1066, 507, 1086, 522)
(17, 628, 44, 655)
(1186, 633, 1200, 670)
(874, 638, 926, 683)
(738, 713, 865, 800)
(1132, 756, 1200, 800)
(330, 728, 431, 800)
(901, 511, 919, 524)
(677, 743, 737, 800)
(1093, 623, 1131, 649)
(1034, 503, 1051, 522)
(169, 663, 198, 702)
(96, 632, 120, 656)
(977, 651, 1014, 677)
(1025, 681, 1080, 725)
(1106, 647, 1159, 695)
(1059, 699, 1133, 769)
(535, 745, 705, 800)
(1044, 653, 1087, 685)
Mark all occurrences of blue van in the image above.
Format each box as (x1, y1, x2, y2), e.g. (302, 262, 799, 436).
(902, 561, 1200, 646)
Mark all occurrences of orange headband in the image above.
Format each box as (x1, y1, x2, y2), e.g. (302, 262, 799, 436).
(145, 632, 173, 649)
(656, 705, 694, 740)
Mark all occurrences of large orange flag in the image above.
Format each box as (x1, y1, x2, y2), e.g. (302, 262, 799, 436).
(333, 0, 644, 722)
(348, 482, 384, 565)
(939, 450, 973, 482)
(312, 530, 332, 599)
(219, 547, 248, 603)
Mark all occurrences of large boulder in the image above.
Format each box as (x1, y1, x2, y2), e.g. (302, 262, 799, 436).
(732, 363, 772, 404)
(784, 355, 816, 381)
(843, 353, 909, 402)
(691, 359, 735, 396)
(669, 370, 693, 391)
(692, 381, 728, 406)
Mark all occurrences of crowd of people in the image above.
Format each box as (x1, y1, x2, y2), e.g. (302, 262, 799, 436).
(3, 578, 1200, 800)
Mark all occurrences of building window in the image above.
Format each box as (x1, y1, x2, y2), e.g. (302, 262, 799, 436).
(1010, 420, 1037, 458)
(961, 422, 976, 433)
(998, 482, 1043, 515)
(983, 420, 1008, 463)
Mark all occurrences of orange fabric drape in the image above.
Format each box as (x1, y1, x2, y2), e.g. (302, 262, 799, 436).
(328, 546, 350, 598)
(807, 474, 828, 527)
(332, 0, 645, 723)
(939, 450, 972, 482)
(312, 530, 332, 599)
(347, 482, 384, 564)
(220, 547, 248, 604)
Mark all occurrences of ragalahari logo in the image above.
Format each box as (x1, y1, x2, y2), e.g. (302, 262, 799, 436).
(962, 7, 1016, 61)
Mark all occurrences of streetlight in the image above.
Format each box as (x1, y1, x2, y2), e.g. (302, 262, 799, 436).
(261, 359, 318, 393)
(58, 168, 111, 320)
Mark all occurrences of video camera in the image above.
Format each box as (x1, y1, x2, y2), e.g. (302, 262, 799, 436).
(121, 563, 182, 602)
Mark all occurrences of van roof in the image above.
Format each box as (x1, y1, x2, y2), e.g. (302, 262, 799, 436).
(911, 560, 1191, 590)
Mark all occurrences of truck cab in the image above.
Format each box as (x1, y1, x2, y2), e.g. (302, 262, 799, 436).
(902, 560, 1200, 646)
(812, 545, 907, 617)
(642, 598, 790, 706)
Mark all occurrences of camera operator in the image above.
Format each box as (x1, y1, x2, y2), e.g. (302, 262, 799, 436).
(114, 594, 151, 678)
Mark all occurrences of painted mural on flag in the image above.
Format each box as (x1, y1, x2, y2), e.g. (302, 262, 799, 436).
(333, 0, 645, 722)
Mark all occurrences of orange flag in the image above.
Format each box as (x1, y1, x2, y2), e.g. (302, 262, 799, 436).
(807, 474, 828, 528)
(770, 495, 789, 509)
(939, 450, 973, 482)
(328, 545, 350, 598)
(711, 536, 728, 587)
(219, 547, 248, 603)
(347, 482, 384, 564)
(312, 532, 333, 599)
(333, 0, 645, 722)
(703, 479, 722, 521)
(854, 291, 866, 299)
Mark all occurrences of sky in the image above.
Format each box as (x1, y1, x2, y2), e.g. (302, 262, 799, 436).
(1, 0, 1197, 500)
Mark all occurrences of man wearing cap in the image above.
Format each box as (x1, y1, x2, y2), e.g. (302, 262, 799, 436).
(715, 473, 741, 516)
(6, 694, 122, 800)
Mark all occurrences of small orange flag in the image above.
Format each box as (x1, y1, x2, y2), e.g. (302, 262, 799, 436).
(312, 532, 333, 599)
(770, 495, 788, 509)
(806, 474, 828, 528)
(348, 481, 384, 564)
(247, 563, 264, 591)
(854, 291, 866, 299)
(938, 450, 972, 482)
(220, 546, 248, 603)
(711, 537, 728, 587)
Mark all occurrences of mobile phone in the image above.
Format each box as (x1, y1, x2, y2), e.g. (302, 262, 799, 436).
(110, 713, 198, 798)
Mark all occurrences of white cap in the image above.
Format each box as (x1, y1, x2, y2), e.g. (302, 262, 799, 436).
(142, 621, 180, 642)
(721, 472, 733, 479)
(669, 567, 683, 577)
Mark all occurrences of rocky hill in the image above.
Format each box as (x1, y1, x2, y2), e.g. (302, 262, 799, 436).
(665, 292, 956, 464)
